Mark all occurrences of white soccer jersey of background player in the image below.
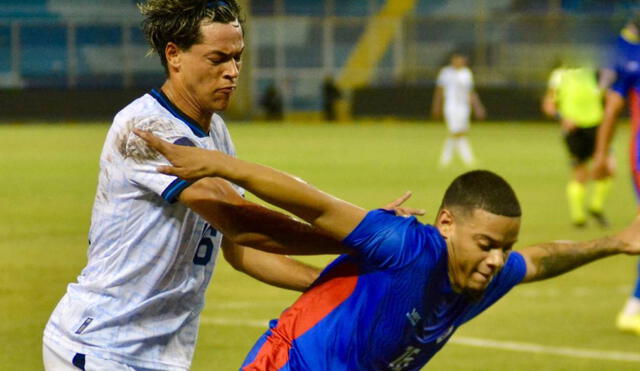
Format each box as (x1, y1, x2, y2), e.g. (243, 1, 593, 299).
(43, 90, 242, 370)
(437, 66, 474, 133)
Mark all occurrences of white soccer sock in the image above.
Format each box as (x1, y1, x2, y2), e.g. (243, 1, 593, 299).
(456, 137, 475, 166)
(621, 297, 640, 316)
(439, 138, 455, 166)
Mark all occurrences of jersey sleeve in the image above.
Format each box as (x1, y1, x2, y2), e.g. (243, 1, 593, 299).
(342, 209, 432, 269)
(548, 69, 562, 90)
(121, 116, 196, 203)
(486, 251, 527, 294)
(610, 71, 634, 98)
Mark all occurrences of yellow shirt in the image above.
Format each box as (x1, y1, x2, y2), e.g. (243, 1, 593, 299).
(548, 67, 603, 128)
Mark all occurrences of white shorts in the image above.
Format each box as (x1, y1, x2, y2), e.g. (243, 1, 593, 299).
(42, 338, 137, 371)
(444, 107, 470, 134)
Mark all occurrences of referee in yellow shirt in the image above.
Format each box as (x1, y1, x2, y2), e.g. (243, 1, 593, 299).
(543, 65, 614, 228)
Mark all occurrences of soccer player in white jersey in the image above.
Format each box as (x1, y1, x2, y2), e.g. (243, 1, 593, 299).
(432, 52, 486, 167)
(41, 1, 361, 369)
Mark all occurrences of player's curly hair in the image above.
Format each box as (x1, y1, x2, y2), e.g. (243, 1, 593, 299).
(138, 0, 243, 72)
(440, 170, 521, 218)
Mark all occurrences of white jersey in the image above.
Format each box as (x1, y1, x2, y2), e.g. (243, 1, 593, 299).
(43, 89, 242, 370)
(436, 66, 474, 112)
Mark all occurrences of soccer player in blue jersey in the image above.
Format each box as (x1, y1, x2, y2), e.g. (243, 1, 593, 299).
(136, 130, 640, 370)
(593, 15, 640, 335)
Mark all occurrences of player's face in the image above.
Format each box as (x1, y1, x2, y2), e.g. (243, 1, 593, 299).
(438, 208, 520, 297)
(451, 55, 467, 69)
(174, 20, 244, 112)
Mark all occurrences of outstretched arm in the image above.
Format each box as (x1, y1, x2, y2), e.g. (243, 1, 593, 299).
(221, 238, 321, 292)
(179, 177, 349, 255)
(520, 216, 640, 283)
(137, 129, 368, 241)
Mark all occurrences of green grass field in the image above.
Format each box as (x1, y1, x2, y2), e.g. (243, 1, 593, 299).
(1, 121, 640, 370)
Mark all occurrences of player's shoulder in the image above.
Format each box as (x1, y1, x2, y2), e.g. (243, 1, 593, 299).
(112, 92, 193, 138)
(107, 92, 198, 162)
(439, 66, 453, 75)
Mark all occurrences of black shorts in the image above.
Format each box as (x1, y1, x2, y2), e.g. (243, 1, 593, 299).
(564, 126, 597, 165)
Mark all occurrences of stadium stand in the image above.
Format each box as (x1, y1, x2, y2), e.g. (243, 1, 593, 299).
(0, 0, 639, 120)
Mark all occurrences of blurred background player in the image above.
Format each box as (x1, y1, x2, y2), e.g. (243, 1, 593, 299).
(322, 75, 342, 122)
(431, 52, 486, 168)
(260, 83, 283, 121)
(542, 60, 613, 228)
(592, 14, 640, 335)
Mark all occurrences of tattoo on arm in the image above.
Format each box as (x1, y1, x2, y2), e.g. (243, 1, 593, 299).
(528, 237, 622, 282)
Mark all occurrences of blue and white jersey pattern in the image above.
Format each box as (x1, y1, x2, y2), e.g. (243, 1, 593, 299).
(44, 89, 242, 370)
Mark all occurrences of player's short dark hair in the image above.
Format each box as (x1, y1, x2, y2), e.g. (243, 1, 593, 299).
(139, 0, 243, 72)
(440, 170, 521, 218)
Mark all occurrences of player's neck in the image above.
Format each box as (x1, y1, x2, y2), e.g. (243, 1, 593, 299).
(622, 26, 640, 44)
(160, 82, 212, 132)
(444, 239, 463, 294)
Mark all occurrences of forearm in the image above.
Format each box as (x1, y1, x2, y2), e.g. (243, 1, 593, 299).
(136, 128, 365, 240)
(181, 178, 348, 255)
(598, 68, 616, 91)
(595, 92, 624, 156)
(224, 242, 322, 291)
(431, 88, 443, 115)
(521, 237, 624, 283)
(541, 90, 557, 118)
(470, 91, 484, 112)
(216, 155, 365, 239)
(191, 199, 348, 255)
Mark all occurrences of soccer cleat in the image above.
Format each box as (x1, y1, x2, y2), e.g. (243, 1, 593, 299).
(572, 220, 586, 229)
(588, 209, 610, 228)
(616, 313, 640, 335)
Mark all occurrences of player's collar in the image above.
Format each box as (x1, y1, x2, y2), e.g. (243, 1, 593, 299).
(149, 88, 209, 138)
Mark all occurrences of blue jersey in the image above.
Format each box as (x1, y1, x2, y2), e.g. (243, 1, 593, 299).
(609, 34, 640, 98)
(242, 209, 526, 371)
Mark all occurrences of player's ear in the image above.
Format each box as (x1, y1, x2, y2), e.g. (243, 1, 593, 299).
(165, 42, 181, 71)
(435, 208, 454, 239)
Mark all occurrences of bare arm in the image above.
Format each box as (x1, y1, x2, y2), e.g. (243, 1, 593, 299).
(470, 91, 486, 120)
(541, 88, 557, 118)
(598, 68, 617, 92)
(431, 86, 443, 119)
(221, 237, 321, 291)
(593, 90, 625, 178)
(179, 177, 349, 255)
(520, 216, 640, 283)
(140, 129, 367, 241)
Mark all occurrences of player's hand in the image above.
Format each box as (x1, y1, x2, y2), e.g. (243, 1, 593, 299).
(592, 152, 609, 180)
(134, 129, 223, 180)
(615, 214, 640, 255)
(474, 106, 487, 121)
(382, 191, 425, 217)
